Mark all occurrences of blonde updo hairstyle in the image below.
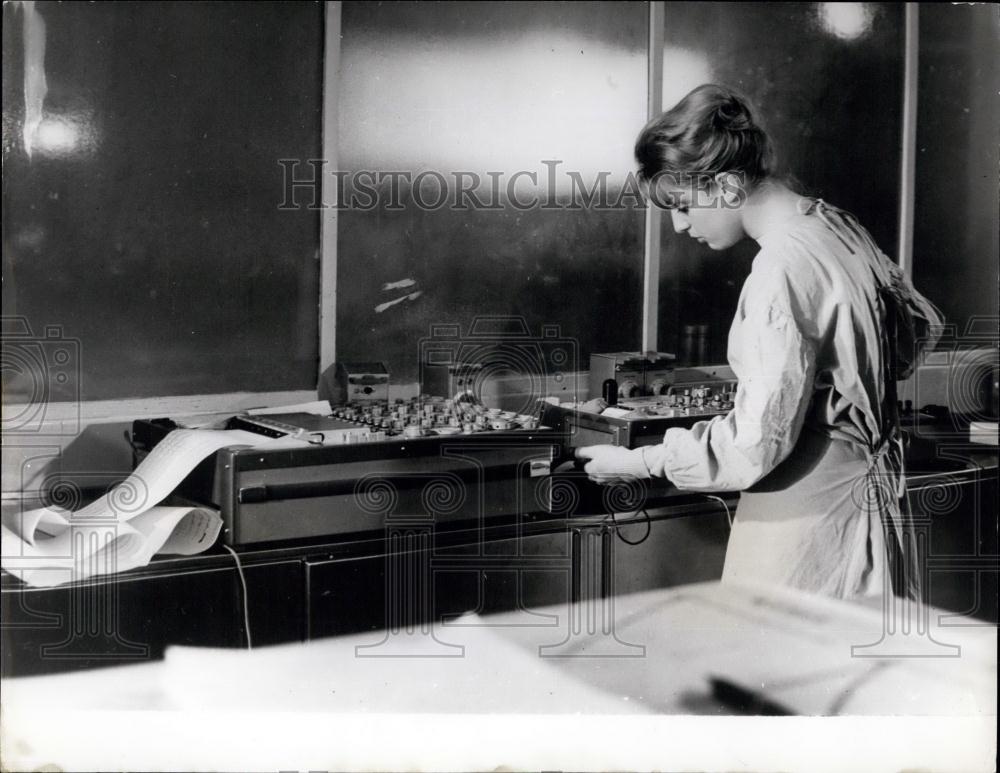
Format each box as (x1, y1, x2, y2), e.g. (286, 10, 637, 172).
(634, 84, 774, 193)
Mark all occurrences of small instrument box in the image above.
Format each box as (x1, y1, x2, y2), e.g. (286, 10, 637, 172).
(319, 361, 390, 405)
(588, 351, 676, 400)
(545, 365, 738, 450)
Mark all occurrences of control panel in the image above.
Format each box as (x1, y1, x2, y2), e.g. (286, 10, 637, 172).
(327, 394, 541, 438)
(616, 383, 736, 419)
(589, 351, 677, 400)
(542, 373, 738, 450)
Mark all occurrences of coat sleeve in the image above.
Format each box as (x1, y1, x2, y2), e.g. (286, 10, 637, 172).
(640, 266, 817, 492)
(882, 258, 945, 379)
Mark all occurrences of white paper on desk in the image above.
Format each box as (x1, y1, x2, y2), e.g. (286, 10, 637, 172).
(685, 584, 998, 716)
(2, 519, 144, 587)
(248, 400, 332, 416)
(708, 645, 995, 716)
(73, 429, 263, 522)
(2, 428, 258, 587)
(129, 506, 223, 556)
(2, 429, 257, 540)
(160, 613, 637, 715)
(0, 505, 72, 546)
(1, 507, 223, 588)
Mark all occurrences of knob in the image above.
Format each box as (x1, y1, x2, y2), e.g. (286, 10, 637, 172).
(602, 379, 619, 406)
(619, 379, 641, 399)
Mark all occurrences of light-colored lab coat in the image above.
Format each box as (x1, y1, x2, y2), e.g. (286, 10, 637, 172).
(640, 200, 943, 600)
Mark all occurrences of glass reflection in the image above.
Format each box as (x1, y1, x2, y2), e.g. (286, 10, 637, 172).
(31, 111, 99, 158)
(656, 2, 903, 364)
(338, 1, 648, 382)
(817, 3, 874, 41)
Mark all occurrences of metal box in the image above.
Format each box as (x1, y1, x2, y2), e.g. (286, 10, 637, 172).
(131, 419, 559, 546)
(588, 351, 677, 400)
(318, 361, 390, 405)
(544, 365, 739, 450)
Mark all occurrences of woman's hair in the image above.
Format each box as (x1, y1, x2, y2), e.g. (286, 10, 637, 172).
(634, 84, 774, 189)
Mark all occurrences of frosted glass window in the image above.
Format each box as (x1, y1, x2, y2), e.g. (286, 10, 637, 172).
(2, 1, 322, 401)
(656, 2, 904, 364)
(337, 1, 648, 382)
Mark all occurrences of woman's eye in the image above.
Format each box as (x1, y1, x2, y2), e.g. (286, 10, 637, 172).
(677, 206, 689, 215)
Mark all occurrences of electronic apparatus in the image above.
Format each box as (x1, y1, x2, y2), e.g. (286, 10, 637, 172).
(317, 361, 390, 405)
(544, 367, 738, 450)
(417, 319, 577, 408)
(535, 367, 740, 515)
(588, 351, 677, 400)
(420, 359, 486, 405)
(228, 412, 374, 443)
(131, 396, 558, 546)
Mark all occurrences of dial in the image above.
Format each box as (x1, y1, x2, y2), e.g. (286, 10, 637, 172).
(619, 378, 641, 399)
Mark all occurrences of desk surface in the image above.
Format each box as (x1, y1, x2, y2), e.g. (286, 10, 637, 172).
(2, 583, 997, 770)
(9, 578, 994, 711)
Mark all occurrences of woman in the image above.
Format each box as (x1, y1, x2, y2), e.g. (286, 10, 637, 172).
(577, 84, 942, 601)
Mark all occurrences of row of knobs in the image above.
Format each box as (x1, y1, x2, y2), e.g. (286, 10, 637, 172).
(668, 386, 736, 409)
(612, 381, 736, 408)
(331, 398, 537, 435)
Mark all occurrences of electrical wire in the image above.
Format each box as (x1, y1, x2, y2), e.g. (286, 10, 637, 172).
(703, 494, 733, 529)
(610, 507, 652, 545)
(222, 544, 253, 650)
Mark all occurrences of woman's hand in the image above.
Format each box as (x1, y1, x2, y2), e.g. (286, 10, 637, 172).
(574, 444, 651, 485)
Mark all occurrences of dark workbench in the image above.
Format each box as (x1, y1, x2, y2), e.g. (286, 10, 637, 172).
(2, 420, 996, 677)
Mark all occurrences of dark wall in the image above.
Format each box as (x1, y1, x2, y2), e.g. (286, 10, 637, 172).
(3, 2, 991, 407)
(656, 2, 905, 363)
(912, 4, 1000, 336)
(336, 1, 648, 383)
(2, 1, 323, 402)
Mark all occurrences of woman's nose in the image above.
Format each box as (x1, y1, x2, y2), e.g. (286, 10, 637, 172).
(670, 210, 690, 234)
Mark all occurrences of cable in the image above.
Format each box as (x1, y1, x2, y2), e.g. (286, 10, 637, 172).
(900, 450, 926, 599)
(610, 507, 651, 545)
(703, 494, 733, 529)
(222, 544, 253, 650)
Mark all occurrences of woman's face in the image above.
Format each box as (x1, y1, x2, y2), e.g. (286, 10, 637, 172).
(655, 176, 746, 251)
